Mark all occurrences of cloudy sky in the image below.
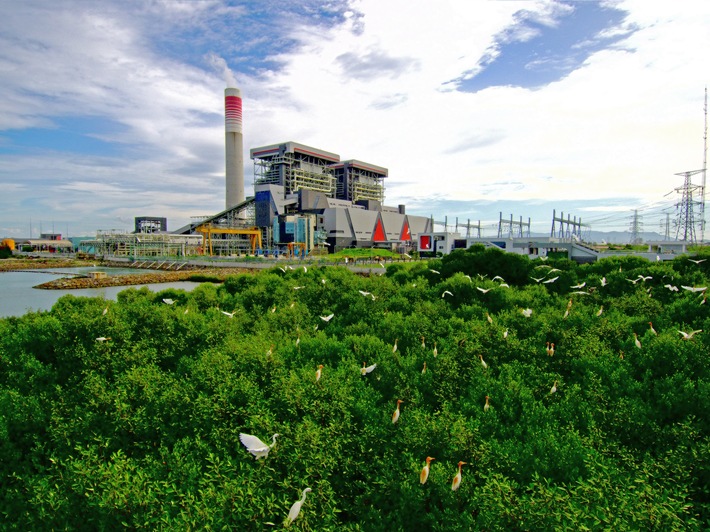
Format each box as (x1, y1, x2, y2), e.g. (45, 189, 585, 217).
(1, 0, 708, 239)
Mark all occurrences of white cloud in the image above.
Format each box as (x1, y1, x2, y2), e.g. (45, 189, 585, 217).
(0, 0, 709, 237)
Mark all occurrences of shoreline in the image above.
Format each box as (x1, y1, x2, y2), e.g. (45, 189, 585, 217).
(0, 258, 254, 289)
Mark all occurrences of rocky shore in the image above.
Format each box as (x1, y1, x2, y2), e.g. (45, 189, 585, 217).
(0, 258, 254, 289)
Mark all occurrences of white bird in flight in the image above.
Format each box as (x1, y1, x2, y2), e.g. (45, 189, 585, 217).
(492, 275, 505, 282)
(681, 285, 707, 293)
(521, 308, 533, 318)
(320, 313, 334, 322)
(476, 287, 492, 294)
(162, 298, 174, 305)
(239, 433, 279, 460)
(95, 337, 111, 342)
(287, 487, 312, 526)
(442, 290, 454, 298)
(678, 329, 702, 340)
(543, 276, 559, 284)
(570, 282, 586, 289)
(664, 284, 679, 292)
(361, 362, 377, 375)
(688, 258, 706, 264)
(221, 310, 236, 318)
(429, 269, 440, 274)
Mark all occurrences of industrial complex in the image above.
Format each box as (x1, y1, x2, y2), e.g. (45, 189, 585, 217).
(9, 86, 692, 264)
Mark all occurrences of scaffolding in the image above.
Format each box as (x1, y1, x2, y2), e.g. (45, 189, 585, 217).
(254, 153, 336, 196)
(82, 231, 203, 257)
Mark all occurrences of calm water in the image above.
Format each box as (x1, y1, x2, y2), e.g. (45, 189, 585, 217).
(0, 267, 200, 318)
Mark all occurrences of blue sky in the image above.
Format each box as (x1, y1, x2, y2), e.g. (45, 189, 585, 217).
(1, 0, 708, 239)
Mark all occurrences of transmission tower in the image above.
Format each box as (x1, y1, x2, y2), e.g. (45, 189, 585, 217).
(659, 212, 671, 240)
(629, 209, 643, 244)
(701, 86, 707, 243)
(671, 170, 703, 243)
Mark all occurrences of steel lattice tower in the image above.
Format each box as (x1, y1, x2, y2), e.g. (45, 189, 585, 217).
(629, 209, 643, 244)
(673, 170, 703, 243)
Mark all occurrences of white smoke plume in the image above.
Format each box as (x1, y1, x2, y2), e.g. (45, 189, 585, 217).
(206, 52, 238, 87)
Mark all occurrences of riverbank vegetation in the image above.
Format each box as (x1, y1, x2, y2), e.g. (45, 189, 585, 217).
(1, 246, 708, 529)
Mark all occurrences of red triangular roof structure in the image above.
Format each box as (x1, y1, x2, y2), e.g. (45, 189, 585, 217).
(400, 218, 411, 241)
(373, 216, 387, 242)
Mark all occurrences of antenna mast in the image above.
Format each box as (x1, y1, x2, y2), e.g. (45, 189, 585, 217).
(702, 87, 708, 243)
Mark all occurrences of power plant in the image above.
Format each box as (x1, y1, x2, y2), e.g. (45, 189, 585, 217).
(76, 86, 694, 262)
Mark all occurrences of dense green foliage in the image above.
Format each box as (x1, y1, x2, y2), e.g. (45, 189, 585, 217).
(1, 248, 709, 530)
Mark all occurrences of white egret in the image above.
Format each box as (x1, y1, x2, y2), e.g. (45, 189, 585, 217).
(315, 365, 323, 381)
(392, 338, 398, 353)
(286, 487, 311, 526)
(483, 396, 490, 412)
(521, 308, 533, 318)
(95, 337, 111, 342)
(392, 399, 404, 423)
(543, 276, 559, 284)
(664, 284, 679, 291)
(571, 282, 585, 289)
(531, 276, 545, 283)
(361, 362, 377, 375)
(596, 306, 604, 316)
(678, 329, 702, 340)
(688, 258, 707, 264)
(429, 269, 440, 274)
(601, 277, 608, 287)
(433, 343, 438, 357)
(320, 313, 334, 322)
(293, 286, 305, 290)
(420, 457, 435, 485)
(492, 275, 505, 282)
(162, 298, 175, 305)
(479, 354, 487, 369)
(451, 461, 467, 491)
(239, 433, 279, 460)
(421, 362, 427, 374)
(221, 310, 236, 318)
(681, 285, 707, 293)
(477, 287, 492, 294)
(648, 322, 657, 335)
(442, 290, 454, 298)
(503, 329, 508, 339)
(102, 306, 108, 316)
(486, 312, 493, 324)
(550, 380, 558, 394)
(634, 333, 642, 349)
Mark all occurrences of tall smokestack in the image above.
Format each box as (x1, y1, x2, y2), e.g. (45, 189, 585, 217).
(225, 87, 244, 209)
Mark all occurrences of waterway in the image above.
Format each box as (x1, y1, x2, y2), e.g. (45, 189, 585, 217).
(0, 267, 200, 319)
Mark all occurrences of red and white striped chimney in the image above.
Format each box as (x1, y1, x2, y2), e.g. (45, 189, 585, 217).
(225, 87, 244, 209)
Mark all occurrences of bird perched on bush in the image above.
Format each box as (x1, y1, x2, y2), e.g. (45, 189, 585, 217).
(239, 433, 279, 460)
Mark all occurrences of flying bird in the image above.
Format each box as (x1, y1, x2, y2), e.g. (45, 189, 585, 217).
(476, 287, 492, 294)
(451, 461, 467, 491)
(442, 290, 454, 298)
(95, 337, 111, 342)
(678, 329, 702, 340)
(162, 298, 174, 305)
(492, 275, 505, 282)
(543, 276, 559, 284)
(681, 285, 707, 293)
(521, 308, 533, 318)
(429, 269, 440, 274)
(286, 488, 312, 527)
(664, 284, 679, 292)
(688, 258, 707, 264)
(239, 433, 279, 460)
(361, 362, 377, 375)
(570, 282, 586, 289)
(320, 313, 334, 322)
(420, 457, 435, 485)
(221, 310, 236, 318)
(392, 399, 404, 423)
(293, 286, 305, 290)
